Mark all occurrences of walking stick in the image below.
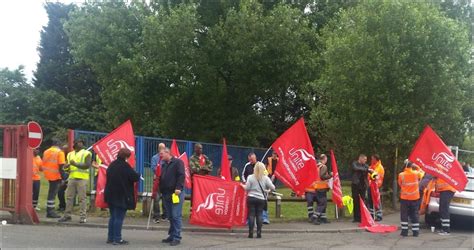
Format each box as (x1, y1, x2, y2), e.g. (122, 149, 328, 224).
(335, 205, 339, 220)
(146, 198, 155, 230)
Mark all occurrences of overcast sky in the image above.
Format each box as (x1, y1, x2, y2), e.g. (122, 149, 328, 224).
(0, 1, 76, 81)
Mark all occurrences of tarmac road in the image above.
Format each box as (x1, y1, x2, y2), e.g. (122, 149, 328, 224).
(1, 223, 473, 249)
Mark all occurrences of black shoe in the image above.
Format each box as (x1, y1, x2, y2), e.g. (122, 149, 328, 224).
(162, 238, 172, 243)
(375, 217, 382, 222)
(321, 218, 330, 224)
(47, 213, 61, 219)
(58, 216, 71, 222)
(106, 240, 113, 244)
(113, 240, 129, 245)
(248, 233, 253, 238)
(153, 218, 160, 224)
(413, 232, 419, 237)
(400, 230, 408, 237)
(313, 218, 321, 225)
(169, 240, 180, 246)
(256, 231, 262, 238)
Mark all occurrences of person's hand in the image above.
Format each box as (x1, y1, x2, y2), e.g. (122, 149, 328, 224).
(70, 160, 77, 165)
(174, 189, 181, 195)
(368, 169, 374, 173)
(240, 183, 246, 189)
(92, 162, 99, 168)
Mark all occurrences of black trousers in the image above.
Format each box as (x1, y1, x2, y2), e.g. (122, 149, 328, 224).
(315, 190, 328, 218)
(47, 180, 61, 211)
(58, 181, 67, 209)
(439, 191, 454, 233)
(32, 180, 41, 208)
(351, 184, 366, 221)
(400, 199, 419, 234)
(247, 197, 265, 234)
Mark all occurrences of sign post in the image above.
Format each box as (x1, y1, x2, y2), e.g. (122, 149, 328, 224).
(27, 121, 43, 149)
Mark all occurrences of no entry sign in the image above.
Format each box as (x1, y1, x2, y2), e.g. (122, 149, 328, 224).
(27, 121, 43, 149)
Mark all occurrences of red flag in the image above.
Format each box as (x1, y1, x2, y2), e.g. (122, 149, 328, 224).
(171, 139, 180, 157)
(95, 166, 108, 208)
(359, 196, 397, 233)
(190, 175, 247, 229)
(220, 138, 231, 181)
(330, 150, 343, 208)
(179, 152, 192, 189)
(93, 120, 136, 167)
(359, 196, 375, 228)
(370, 180, 381, 210)
(272, 118, 318, 196)
(408, 126, 467, 192)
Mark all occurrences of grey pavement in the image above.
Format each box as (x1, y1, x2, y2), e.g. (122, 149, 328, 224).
(1, 223, 473, 249)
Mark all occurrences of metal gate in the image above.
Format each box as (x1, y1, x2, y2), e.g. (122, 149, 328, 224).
(0, 125, 38, 224)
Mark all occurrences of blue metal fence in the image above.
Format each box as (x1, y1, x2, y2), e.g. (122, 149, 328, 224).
(74, 130, 269, 193)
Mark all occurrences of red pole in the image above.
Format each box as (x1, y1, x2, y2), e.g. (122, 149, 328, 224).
(16, 125, 38, 224)
(68, 129, 75, 152)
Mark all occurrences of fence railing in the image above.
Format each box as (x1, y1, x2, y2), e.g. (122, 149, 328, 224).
(73, 129, 269, 193)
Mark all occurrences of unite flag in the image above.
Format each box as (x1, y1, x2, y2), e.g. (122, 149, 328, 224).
(190, 175, 247, 229)
(408, 126, 467, 192)
(93, 120, 136, 208)
(272, 118, 318, 196)
(330, 150, 343, 208)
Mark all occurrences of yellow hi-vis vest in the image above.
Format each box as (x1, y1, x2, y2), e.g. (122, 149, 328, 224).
(94, 155, 102, 177)
(67, 149, 92, 180)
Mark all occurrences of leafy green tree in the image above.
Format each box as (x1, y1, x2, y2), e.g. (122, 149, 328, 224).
(0, 67, 33, 124)
(34, 2, 105, 131)
(311, 1, 472, 177)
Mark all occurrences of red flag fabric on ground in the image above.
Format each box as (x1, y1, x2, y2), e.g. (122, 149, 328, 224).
(359, 196, 375, 228)
(171, 139, 180, 157)
(272, 118, 318, 196)
(370, 180, 381, 210)
(179, 152, 192, 189)
(95, 166, 108, 208)
(408, 126, 467, 192)
(359, 196, 397, 233)
(190, 175, 247, 229)
(330, 150, 343, 208)
(220, 138, 231, 181)
(93, 120, 136, 167)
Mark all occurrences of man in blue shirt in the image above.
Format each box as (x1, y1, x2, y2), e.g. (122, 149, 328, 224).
(151, 143, 166, 222)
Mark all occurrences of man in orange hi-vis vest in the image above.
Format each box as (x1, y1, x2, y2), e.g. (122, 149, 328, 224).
(368, 154, 384, 221)
(32, 149, 42, 210)
(398, 162, 421, 237)
(435, 177, 457, 236)
(42, 139, 66, 218)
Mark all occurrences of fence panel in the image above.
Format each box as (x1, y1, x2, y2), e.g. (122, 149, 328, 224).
(74, 130, 269, 193)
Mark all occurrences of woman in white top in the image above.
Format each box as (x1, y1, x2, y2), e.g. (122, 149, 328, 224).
(242, 162, 275, 238)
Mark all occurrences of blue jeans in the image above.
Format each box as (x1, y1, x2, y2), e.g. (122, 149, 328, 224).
(162, 192, 185, 241)
(108, 206, 127, 242)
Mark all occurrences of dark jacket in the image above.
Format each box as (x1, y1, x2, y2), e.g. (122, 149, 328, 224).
(217, 166, 240, 181)
(242, 162, 255, 183)
(351, 161, 369, 188)
(105, 158, 140, 209)
(159, 157, 185, 194)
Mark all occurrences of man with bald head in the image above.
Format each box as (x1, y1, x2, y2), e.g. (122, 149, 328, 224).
(190, 143, 213, 175)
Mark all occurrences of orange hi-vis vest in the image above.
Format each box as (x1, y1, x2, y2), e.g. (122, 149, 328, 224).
(435, 178, 456, 193)
(32, 155, 42, 181)
(369, 160, 385, 188)
(398, 168, 420, 200)
(42, 146, 66, 181)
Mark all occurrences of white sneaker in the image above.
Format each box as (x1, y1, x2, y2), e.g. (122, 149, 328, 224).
(438, 231, 450, 236)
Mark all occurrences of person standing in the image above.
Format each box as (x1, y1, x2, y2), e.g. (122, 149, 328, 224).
(42, 139, 66, 218)
(351, 154, 372, 222)
(217, 155, 240, 181)
(242, 152, 257, 183)
(151, 143, 166, 223)
(159, 148, 185, 246)
(57, 145, 69, 212)
(266, 152, 279, 184)
(32, 149, 42, 211)
(435, 177, 457, 236)
(398, 162, 420, 237)
(314, 154, 332, 224)
(242, 162, 275, 239)
(59, 139, 92, 223)
(105, 148, 140, 245)
(189, 143, 213, 175)
(367, 154, 384, 221)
